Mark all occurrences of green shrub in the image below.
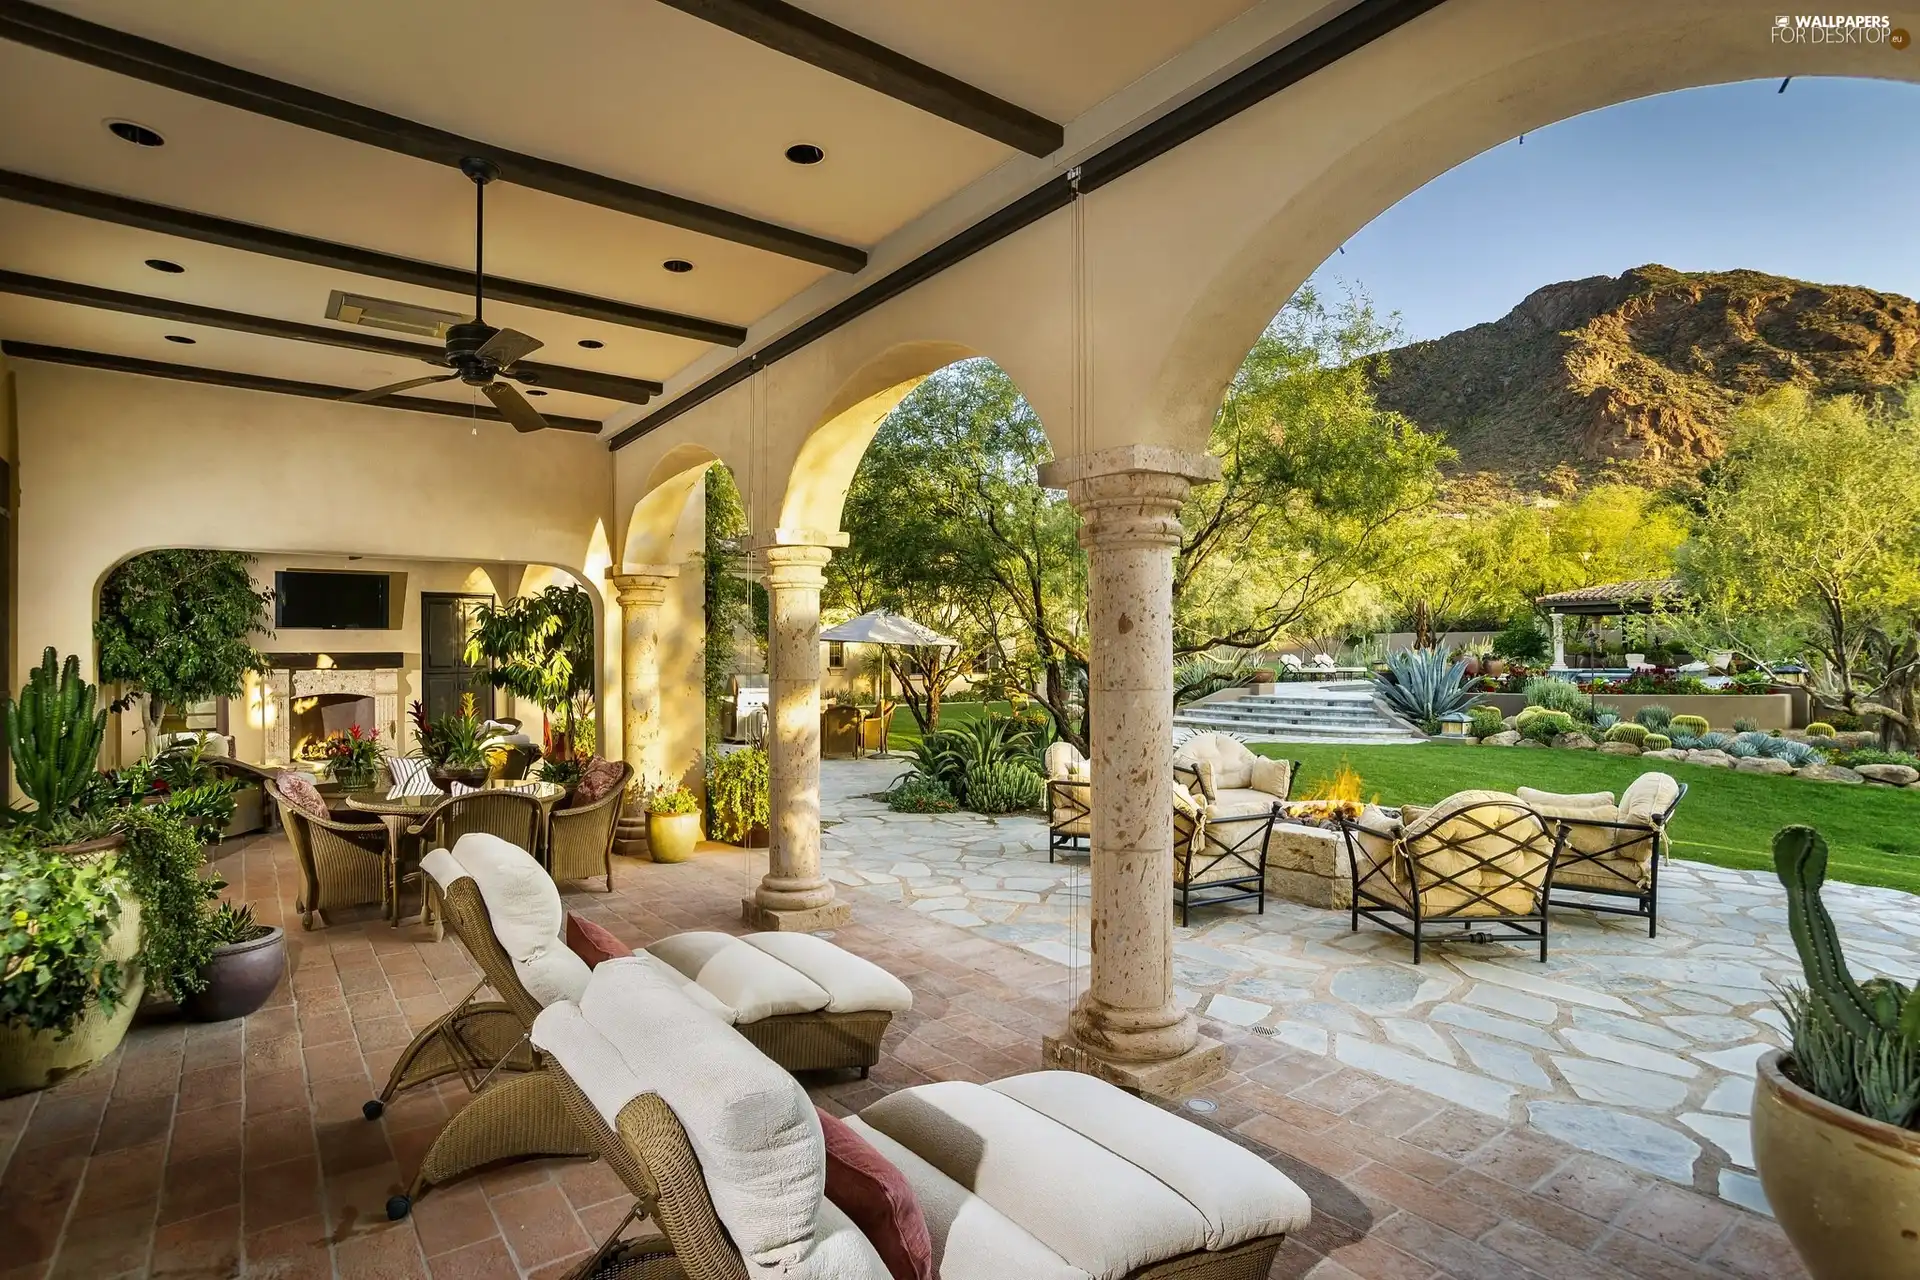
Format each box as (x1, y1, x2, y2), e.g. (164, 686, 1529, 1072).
(1605, 723, 1650, 746)
(1827, 710, 1866, 733)
(1520, 709, 1573, 743)
(706, 748, 770, 844)
(1468, 706, 1505, 738)
(1643, 733, 1672, 751)
(1806, 722, 1837, 738)
(1634, 704, 1674, 732)
(1828, 747, 1920, 771)
(963, 760, 1043, 814)
(0, 839, 132, 1037)
(886, 774, 958, 814)
(1733, 717, 1761, 733)
(112, 803, 222, 1000)
(1522, 677, 1587, 715)
(1490, 613, 1550, 662)
(1670, 714, 1710, 737)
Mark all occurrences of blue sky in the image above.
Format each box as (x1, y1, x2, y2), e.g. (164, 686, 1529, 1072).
(1304, 76, 1920, 344)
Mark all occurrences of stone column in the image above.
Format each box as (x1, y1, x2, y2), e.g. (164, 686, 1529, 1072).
(1037, 445, 1226, 1094)
(1550, 612, 1568, 670)
(743, 530, 852, 932)
(611, 567, 677, 857)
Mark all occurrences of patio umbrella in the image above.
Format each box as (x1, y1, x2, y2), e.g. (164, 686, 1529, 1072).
(819, 610, 958, 757)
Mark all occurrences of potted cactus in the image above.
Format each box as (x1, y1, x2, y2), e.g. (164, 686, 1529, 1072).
(1753, 825, 1920, 1279)
(6, 648, 113, 849)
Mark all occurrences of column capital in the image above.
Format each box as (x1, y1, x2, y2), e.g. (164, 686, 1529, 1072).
(609, 565, 679, 608)
(756, 540, 837, 588)
(1042, 446, 1220, 552)
(753, 527, 850, 552)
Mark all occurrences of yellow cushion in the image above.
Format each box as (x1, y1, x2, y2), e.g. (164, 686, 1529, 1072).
(1250, 756, 1292, 799)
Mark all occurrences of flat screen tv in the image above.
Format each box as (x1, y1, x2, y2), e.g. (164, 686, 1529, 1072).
(275, 571, 389, 630)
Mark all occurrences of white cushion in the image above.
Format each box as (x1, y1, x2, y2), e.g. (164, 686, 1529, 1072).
(529, 1000, 645, 1130)
(790, 1200, 889, 1280)
(844, 1118, 1088, 1280)
(1619, 771, 1682, 821)
(740, 934, 914, 1014)
(1249, 756, 1291, 799)
(627, 951, 742, 1024)
(449, 833, 589, 1006)
(859, 1081, 1209, 1280)
(1044, 742, 1087, 781)
(1206, 788, 1279, 821)
(386, 755, 442, 798)
(987, 1072, 1311, 1248)
(646, 932, 831, 1022)
(1516, 786, 1616, 811)
(570, 958, 826, 1271)
(1173, 733, 1257, 791)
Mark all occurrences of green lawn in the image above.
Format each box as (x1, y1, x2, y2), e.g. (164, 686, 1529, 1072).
(1252, 742, 1920, 896)
(881, 700, 1012, 750)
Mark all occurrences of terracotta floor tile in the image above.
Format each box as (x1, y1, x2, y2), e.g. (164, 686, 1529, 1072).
(489, 1182, 592, 1271)
(92, 1096, 174, 1154)
(159, 1151, 245, 1225)
(47, 1204, 154, 1279)
(244, 1068, 310, 1118)
(149, 1204, 242, 1279)
(177, 1063, 244, 1114)
(405, 1183, 500, 1259)
(245, 1105, 318, 1170)
(332, 1220, 430, 1280)
(244, 1156, 324, 1233)
(243, 1213, 333, 1280)
(426, 1236, 519, 1279)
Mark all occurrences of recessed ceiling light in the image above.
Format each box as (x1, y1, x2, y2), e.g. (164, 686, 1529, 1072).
(578, 339, 604, 349)
(523, 388, 548, 397)
(163, 334, 196, 344)
(145, 258, 185, 274)
(662, 259, 693, 274)
(784, 143, 825, 165)
(106, 119, 165, 147)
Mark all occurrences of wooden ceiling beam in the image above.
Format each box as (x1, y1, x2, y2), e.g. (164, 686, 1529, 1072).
(652, 0, 1062, 157)
(0, 168, 745, 347)
(0, 0, 867, 272)
(0, 339, 606, 433)
(0, 268, 661, 402)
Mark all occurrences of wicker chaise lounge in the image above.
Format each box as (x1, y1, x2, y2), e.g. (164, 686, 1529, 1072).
(374, 834, 911, 1122)
(532, 956, 1313, 1279)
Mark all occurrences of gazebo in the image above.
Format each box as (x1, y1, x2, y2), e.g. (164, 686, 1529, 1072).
(1536, 578, 1687, 671)
(818, 609, 958, 756)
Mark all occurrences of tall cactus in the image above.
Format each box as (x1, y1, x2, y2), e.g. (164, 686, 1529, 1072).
(5, 647, 106, 827)
(1774, 824, 1920, 1125)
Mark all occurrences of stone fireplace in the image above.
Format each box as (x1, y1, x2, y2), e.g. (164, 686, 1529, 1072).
(265, 665, 402, 765)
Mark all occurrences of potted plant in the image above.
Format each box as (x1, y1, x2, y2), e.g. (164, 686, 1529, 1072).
(644, 782, 702, 863)
(0, 839, 141, 1096)
(8, 648, 116, 853)
(412, 694, 507, 788)
(1752, 825, 1920, 1279)
(320, 724, 384, 791)
(708, 747, 769, 847)
(181, 901, 284, 1022)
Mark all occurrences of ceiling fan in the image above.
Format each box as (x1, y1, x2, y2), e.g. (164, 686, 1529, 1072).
(342, 157, 552, 432)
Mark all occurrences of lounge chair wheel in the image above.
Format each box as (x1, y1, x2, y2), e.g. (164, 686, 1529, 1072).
(386, 1194, 411, 1221)
(363, 1099, 384, 1121)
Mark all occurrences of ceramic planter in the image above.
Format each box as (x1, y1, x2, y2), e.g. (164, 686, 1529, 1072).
(181, 927, 286, 1022)
(430, 764, 489, 789)
(647, 811, 701, 863)
(1752, 1049, 1920, 1279)
(0, 897, 144, 1097)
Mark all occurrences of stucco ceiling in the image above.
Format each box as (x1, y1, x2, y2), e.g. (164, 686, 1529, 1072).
(0, 0, 1264, 434)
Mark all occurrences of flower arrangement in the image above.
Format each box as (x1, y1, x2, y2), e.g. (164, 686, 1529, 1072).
(321, 724, 384, 785)
(411, 694, 506, 771)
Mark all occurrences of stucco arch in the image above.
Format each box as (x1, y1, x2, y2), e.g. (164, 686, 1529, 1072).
(1141, 9, 1918, 443)
(624, 447, 721, 568)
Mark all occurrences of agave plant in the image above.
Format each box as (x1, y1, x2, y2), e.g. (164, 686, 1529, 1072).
(1727, 740, 1762, 759)
(1593, 711, 1620, 733)
(1669, 734, 1701, 750)
(1173, 650, 1263, 709)
(1768, 739, 1826, 768)
(1698, 731, 1735, 751)
(1370, 648, 1481, 724)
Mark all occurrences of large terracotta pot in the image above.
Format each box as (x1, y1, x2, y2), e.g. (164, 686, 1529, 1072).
(1752, 1048, 1920, 1279)
(646, 811, 701, 863)
(0, 897, 144, 1097)
(181, 927, 286, 1022)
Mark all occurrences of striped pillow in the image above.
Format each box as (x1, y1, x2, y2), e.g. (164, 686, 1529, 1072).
(386, 756, 442, 800)
(451, 780, 480, 795)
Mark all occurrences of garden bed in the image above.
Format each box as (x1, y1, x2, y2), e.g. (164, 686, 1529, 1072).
(1477, 690, 1794, 730)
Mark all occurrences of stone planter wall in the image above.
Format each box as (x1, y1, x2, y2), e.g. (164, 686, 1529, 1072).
(1263, 822, 1353, 909)
(1477, 691, 1795, 730)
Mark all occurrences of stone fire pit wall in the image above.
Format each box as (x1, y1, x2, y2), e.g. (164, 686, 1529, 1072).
(1264, 821, 1355, 909)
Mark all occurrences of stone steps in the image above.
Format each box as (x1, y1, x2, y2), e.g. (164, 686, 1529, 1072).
(1175, 685, 1423, 744)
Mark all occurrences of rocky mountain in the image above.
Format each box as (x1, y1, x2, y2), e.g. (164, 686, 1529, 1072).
(1368, 265, 1920, 491)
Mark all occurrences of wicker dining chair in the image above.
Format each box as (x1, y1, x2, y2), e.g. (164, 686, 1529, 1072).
(269, 779, 390, 930)
(548, 761, 632, 891)
(408, 790, 544, 853)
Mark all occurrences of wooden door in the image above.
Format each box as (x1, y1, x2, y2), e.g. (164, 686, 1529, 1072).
(421, 593, 495, 723)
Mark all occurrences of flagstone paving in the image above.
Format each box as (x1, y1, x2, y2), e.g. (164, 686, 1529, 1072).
(815, 758, 1920, 1214)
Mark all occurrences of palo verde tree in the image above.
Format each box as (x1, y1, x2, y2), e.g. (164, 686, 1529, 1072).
(1679, 385, 1920, 708)
(465, 583, 598, 754)
(1175, 288, 1450, 654)
(94, 550, 273, 756)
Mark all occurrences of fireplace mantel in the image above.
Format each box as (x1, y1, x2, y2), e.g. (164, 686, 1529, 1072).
(265, 666, 402, 765)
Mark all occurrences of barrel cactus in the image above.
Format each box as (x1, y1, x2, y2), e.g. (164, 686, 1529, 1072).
(1643, 733, 1672, 752)
(1806, 722, 1837, 738)
(1671, 714, 1711, 737)
(1604, 722, 1649, 746)
(1774, 826, 1920, 1127)
(5, 647, 107, 828)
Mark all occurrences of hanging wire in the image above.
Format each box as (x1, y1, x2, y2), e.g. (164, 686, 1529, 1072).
(1064, 166, 1090, 1015)
(746, 362, 769, 902)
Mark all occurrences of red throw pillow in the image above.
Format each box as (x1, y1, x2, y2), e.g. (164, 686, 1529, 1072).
(565, 912, 634, 968)
(572, 756, 625, 808)
(817, 1107, 933, 1280)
